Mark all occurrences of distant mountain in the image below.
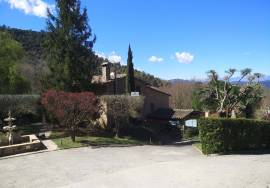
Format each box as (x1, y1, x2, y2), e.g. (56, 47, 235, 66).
(169, 77, 270, 89)
(230, 75, 270, 82)
(262, 76, 270, 81)
(168, 79, 203, 84)
(230, 76, 270, 88)
(262, 80, 270, 88)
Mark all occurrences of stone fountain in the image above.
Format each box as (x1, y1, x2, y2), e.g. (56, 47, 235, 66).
(3, 110, 16, 145)
(0, 111, 45, 157)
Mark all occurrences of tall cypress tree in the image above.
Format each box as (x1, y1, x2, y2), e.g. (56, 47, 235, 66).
(44, 0, 96, 91)
(126, 45, 135, 94)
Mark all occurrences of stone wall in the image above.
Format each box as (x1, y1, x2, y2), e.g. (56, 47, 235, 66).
(134, 79, 170, 116)
(92, 76, 170, 118)
(143, 87, 170, 115)
(0, 135, 44, 157)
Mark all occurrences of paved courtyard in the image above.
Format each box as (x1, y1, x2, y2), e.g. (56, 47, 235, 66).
(0, 145, 270, 188)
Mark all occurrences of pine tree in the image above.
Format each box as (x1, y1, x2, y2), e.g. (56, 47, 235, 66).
(126, 45, 135, 94)
(44, 0, 96, 91)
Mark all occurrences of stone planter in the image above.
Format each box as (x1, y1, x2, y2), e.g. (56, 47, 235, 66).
(0, 135, 45, 157)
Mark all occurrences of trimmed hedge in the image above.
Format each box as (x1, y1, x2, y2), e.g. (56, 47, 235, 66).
(0, 95, 41, 124)
(100, 95, 144, 136)
(198, 118, 270, 154)
(101, 95, 144, 119)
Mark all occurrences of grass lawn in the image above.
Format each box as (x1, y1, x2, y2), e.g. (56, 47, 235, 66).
(52, 136, 144, 149)
(49, 130, 68, 139)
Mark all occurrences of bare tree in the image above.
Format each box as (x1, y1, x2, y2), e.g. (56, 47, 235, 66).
(200, 68, 264, 117)
(161, 82, 202, 109)
(105, 96, 129, 138)
(42, 90, 100, 142)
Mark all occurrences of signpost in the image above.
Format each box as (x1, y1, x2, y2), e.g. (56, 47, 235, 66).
(131, 92, 140, 97)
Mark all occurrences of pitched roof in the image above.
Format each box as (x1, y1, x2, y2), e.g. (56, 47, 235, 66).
(134, 77, 171, 96)
(91, 73, 171, 96)
(146, 85, 171, 96)
(148, 108, 203, 120)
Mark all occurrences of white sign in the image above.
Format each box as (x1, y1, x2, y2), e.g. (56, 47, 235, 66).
(131, 92, 140, 97)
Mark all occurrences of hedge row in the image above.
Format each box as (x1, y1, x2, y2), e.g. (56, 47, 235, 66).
(101, 95, 145, 119)
(0, 95, 41, 123)
(100, 95, 145, 135)
(198, 118, 270, 154)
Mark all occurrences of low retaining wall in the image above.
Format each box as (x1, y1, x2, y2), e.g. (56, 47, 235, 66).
(0, 135, 44, 157)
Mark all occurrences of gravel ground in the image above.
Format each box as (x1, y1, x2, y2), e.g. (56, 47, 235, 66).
(0, 145, 270, 188)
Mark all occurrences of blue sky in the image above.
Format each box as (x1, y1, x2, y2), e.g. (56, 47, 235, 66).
(0, 0, 269, 80)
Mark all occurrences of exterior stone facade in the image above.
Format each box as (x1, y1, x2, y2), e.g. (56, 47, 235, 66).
(91, 62, 171, 117)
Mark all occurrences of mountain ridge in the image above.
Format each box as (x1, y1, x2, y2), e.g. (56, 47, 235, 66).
(168, 77, 270, 88)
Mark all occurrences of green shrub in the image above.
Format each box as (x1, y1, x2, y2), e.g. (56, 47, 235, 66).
(127, 96, 144, 118)
(101, 95, 144, 119)
(100, 95, 144, 136)
(198, 118, 270, 154)
(0, 95, 41, 124)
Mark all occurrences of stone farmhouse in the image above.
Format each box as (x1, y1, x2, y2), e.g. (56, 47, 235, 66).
(91, 62, 171, 117)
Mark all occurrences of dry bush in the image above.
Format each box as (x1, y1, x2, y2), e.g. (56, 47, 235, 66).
(161, 82, 203, 109)
(42, 90, 100, 141)
(101, 95, 144, 137)
(255, 88, 270, 120)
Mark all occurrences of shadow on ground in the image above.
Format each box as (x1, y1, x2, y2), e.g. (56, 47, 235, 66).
(223, 149, 270, 155)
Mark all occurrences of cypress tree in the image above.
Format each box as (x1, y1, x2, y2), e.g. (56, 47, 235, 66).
(126, 45, 135, 94)
(44, 0, 96, 92)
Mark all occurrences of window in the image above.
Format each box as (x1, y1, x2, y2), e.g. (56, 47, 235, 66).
(185, 119, 197, 127)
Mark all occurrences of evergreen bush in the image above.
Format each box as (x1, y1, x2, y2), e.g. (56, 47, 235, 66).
(0, 95, 41, 123)
(198, 118, 270, 154)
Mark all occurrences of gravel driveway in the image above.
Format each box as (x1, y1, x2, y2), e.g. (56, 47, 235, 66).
(0, 145, 270, 188)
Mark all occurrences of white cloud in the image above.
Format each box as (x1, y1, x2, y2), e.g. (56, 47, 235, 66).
(96, 51, 123, 64)
(96, 52, 106, 59)
(108, 51, 122, 63)
(3, 0, 54, 17)
(175, 51, 194, 64)
(148, 55, 164, 63)
(135, 67, 143, 71)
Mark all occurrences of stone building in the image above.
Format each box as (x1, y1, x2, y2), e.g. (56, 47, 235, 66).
(91, 62, 171, 117)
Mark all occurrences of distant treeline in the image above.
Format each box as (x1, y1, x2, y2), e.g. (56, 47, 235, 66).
(0, 25, 168, 92)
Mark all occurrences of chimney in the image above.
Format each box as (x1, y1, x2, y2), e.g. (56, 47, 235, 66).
(102, 62, 110, 82)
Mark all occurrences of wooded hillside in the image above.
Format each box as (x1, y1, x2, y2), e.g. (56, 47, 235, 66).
(0, 25, 167, 92)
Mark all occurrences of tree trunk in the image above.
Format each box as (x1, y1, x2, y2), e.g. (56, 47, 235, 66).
(217, 110, 226, 118)
(115, 129, 119, 138)
(114, 119, 119, 138)
(71, 126, 76, 142)
(226, 107, 229, 118)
